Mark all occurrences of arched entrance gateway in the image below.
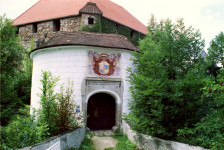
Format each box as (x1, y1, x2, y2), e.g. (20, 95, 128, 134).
(87, 93, 115, 130)
(84, 87, 122, 130)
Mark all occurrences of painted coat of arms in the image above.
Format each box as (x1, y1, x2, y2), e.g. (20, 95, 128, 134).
(87, 51, 121, 77)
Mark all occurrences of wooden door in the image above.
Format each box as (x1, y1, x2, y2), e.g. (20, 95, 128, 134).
(87, 93, 115, 130)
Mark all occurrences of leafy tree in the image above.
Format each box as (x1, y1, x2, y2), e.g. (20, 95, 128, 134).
(0, 15, 25, 126)
(37, 71, 60, 135)
(19, 38, 34, 105)
(178, 70, 224, 149)
(125, 16, 206, 139)
(206, 31, 224, 68)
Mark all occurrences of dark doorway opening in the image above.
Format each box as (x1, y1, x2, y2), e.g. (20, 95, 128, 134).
(87, 93, 115, 130)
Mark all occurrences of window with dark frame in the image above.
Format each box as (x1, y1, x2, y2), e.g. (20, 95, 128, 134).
(115, 24, 118, 33)
(88, 17, 94, 25)
(53, 19, 61, 31)
(130, 30, 135, 39)
(32, 23, 37, 33)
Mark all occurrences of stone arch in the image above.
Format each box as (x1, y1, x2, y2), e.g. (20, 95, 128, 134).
(85, 89, 121, 104)
(85, 89, 121, 128)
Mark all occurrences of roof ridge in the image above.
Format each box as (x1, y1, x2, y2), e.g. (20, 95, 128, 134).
(13, 0, 41, 24)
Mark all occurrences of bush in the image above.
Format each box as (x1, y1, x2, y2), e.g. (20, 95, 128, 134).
(54, 79, 84, 134)
(37, 71, 84, 136)
(1, 106, 48, 150)
(177, 70, 224, 149)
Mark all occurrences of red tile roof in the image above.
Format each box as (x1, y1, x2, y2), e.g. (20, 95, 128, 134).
(30, 32, 139, 52)
(13, 0, 147, 34)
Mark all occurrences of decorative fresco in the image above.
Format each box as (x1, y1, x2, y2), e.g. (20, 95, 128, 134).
(87, 51, 121, 77)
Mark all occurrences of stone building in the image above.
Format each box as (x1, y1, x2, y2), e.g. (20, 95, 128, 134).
(14, 0, 147, 130)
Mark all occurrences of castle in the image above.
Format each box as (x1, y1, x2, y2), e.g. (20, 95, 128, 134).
(14, 0, 147, 130)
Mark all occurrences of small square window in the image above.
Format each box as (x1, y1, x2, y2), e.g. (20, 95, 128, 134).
(88, 18, 94, 25)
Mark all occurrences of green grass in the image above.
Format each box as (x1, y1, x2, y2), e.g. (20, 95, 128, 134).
(77, 132, 138, 150)
(104, 148, 114, 150)
(77, 132, 95, 150)
(113, 132, 138, 150)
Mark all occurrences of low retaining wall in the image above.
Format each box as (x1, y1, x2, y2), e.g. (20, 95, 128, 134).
(121, 120, 209, 150)
(20, 126, 85, 150)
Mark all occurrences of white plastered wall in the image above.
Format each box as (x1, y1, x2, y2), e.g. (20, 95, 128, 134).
(30, 46, 133, 114)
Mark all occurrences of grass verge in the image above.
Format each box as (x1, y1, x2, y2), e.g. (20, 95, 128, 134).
(112, 132, 138, 150)
(78, 132, 95, 150)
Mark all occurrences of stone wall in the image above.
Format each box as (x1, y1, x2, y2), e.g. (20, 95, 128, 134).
(20, 126, 85, 150)
(18, 17, 82, 49)
(81, 13, 98, 27)
(121, 120, 209, 150)
(61, 16, 81, 32)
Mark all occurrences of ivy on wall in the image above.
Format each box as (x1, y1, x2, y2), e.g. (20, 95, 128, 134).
(81, 15, 145, 46)
(117, 25, 131, 39)
(101, 18, 116, 33)
(81, 15, 102, 33)
(131, 32, 145, 46)
(117, 24, 145, 46)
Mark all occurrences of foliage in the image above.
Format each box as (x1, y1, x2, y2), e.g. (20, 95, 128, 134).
(101, 18, 116, 33)
(206, 31, 224, 68)
(17, 38, 34, 105)
(1, 106, 48, 150)
(0, 14, 26, 126)
(131, 32, 145, 47)
(37, 71, 60, 135)
(125, 15, 206, 139)
(113, 134, 137, 150)
(81, 15, 102, 33)
(117, 25, 131, 39)
(177, 70, 224, 149)
(78, 132, 96, 150)
(54, 79, 84, 134)
(81, 16, 144, 46)
(37, 71, 84, 136)
(117, 24, 145, 46)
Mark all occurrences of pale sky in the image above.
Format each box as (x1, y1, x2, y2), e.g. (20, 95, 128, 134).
(0, 0, 223, 51)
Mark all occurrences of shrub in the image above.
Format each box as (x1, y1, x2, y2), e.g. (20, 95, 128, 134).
(54, 79, 84, 134)
(37, 71, 84, 136)
(1, 106, 48, 150)
(37, 71, 60, 135)
(177, 70, 224, 149)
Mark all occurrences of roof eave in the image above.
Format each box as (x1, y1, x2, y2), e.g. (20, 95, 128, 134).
(29, 44, 138, 59)
(14, 14, 80, 26)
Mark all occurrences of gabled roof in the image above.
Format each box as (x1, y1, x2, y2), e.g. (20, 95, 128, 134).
(13, 0, 147, 34)
(30, 32, 139, 53)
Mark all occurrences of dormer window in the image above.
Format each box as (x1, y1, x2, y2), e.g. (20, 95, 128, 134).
(88, 17, 94, 25)
(53, 19, 61, 31)
(32, 23, 37, 33)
